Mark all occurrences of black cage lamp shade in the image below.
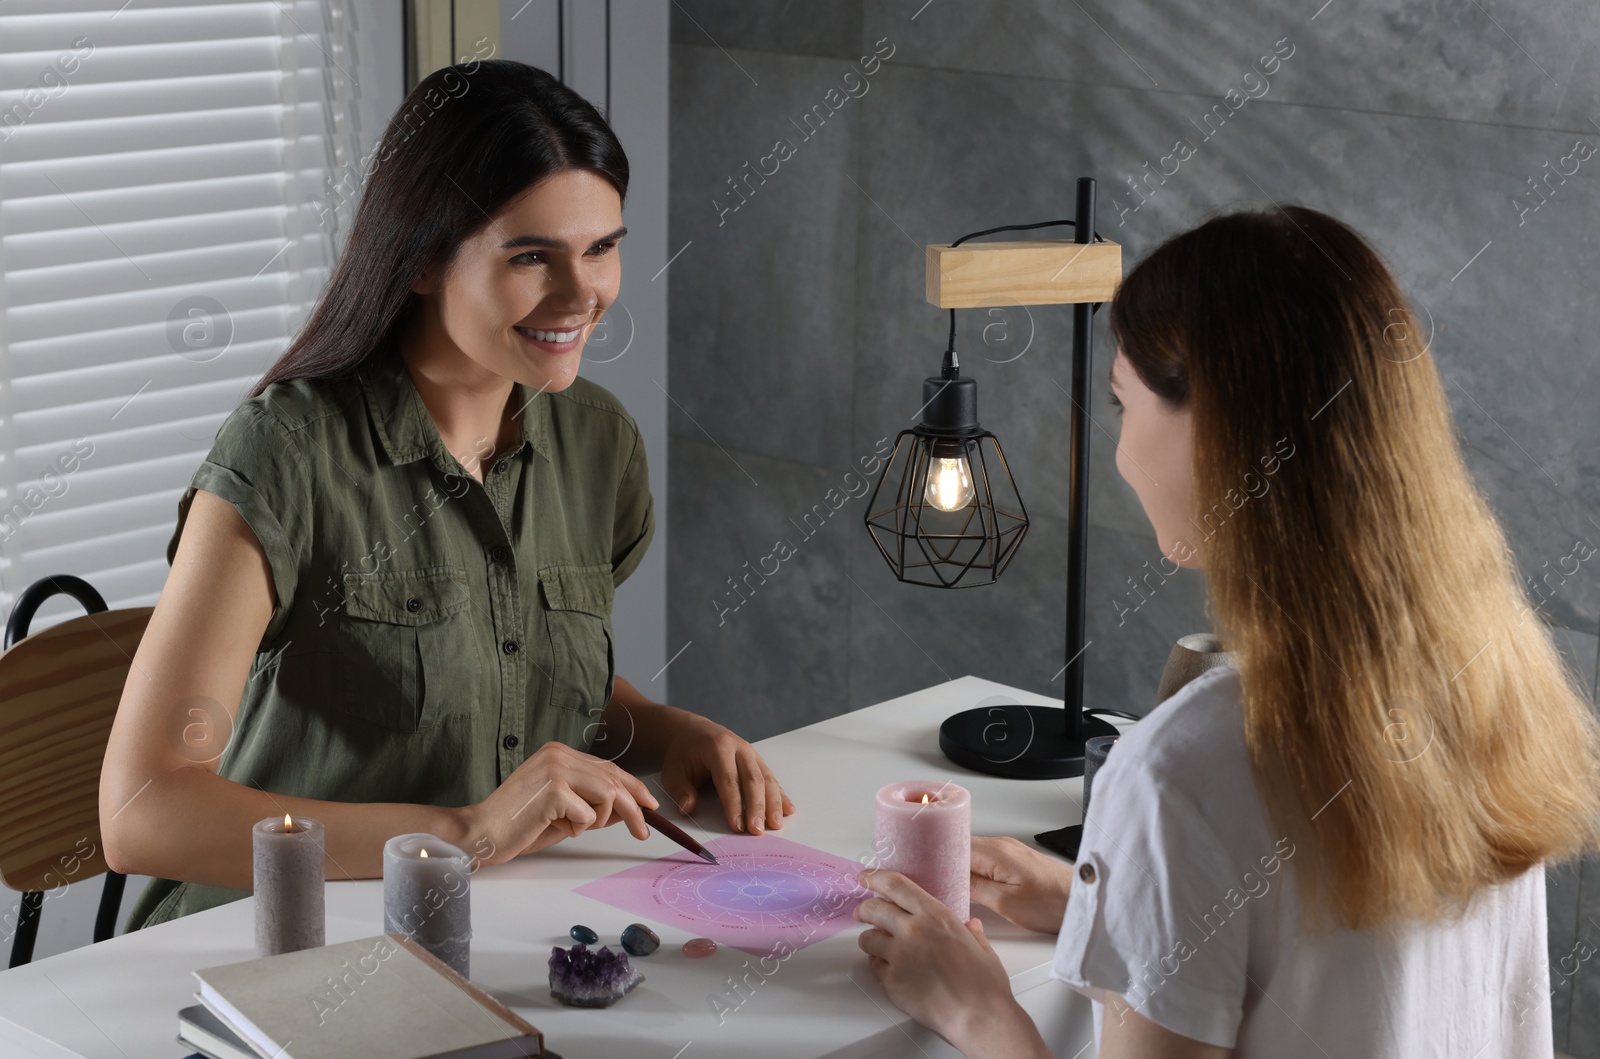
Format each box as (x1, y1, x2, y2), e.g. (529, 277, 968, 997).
(864, 371, 1030, 589)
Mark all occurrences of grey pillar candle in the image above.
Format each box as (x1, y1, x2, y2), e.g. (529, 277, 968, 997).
(1082, 736, 1118, 820)
(383, 833, 472, 979)
(253, 814, 325, 957)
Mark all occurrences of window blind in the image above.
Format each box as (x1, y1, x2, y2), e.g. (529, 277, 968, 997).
(0, 0, 382, 628)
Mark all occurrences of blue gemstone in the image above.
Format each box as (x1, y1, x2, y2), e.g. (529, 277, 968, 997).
(620, 923, 660, 957)
(569, 924, 599, 945)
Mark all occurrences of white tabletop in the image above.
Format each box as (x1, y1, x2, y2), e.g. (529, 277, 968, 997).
(0, 676, 1123, 1058)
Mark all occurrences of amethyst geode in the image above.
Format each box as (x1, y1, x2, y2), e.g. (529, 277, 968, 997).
(548, 942, 644, 1007)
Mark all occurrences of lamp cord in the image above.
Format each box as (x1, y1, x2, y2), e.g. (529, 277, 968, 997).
(949, 219, 1098, 247)
(943, 219, 1106, 376)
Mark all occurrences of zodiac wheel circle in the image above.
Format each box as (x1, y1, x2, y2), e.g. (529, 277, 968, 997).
(657, 857, 858, 924)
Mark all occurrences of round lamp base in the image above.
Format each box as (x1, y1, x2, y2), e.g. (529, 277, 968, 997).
(938, 704, 1119, 780)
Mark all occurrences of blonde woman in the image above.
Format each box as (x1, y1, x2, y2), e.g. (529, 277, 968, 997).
(853, 206, 1600, 1057)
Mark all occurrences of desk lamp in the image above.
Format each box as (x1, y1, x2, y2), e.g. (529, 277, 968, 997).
(863, 177, 1128, 780)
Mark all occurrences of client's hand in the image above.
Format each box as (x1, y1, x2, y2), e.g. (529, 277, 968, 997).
(456, 741, 660, 866)
(970, 835, 1075, 934)
(855, 868, 1045, 1057)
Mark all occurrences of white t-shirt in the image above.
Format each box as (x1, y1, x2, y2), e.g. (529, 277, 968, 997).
(1049, 660, 1551, 1057)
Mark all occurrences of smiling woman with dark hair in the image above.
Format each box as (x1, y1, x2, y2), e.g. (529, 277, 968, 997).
(853, 205, 1600, 1058)
(99, 59, 793, 931)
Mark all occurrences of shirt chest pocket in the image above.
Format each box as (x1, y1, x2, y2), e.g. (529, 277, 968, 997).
(538, 562, 615, 716)
(338, 565, 478, 732)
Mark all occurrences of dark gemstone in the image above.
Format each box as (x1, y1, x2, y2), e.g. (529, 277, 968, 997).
(569, 924, 599, 945)
(620, 923, 660, 957)
(548, 943, 643, 1008)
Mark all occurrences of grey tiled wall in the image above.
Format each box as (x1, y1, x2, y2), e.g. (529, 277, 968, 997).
(665, 3, 1600, 1051)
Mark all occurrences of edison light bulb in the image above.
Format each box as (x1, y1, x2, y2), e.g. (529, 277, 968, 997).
(925, 454, 975, 511)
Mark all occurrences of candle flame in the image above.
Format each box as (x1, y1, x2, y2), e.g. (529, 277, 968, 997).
(283, 813, 292, 829)
(921, 793, 930, 804)
(420, 848, 429, 858)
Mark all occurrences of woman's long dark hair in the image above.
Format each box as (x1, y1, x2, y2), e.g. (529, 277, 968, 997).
(1111, 206, 1600, 934)
(248, 60, 629, 397)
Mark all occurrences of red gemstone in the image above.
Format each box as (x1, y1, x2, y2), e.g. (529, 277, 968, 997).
(682, 937, 717, 958)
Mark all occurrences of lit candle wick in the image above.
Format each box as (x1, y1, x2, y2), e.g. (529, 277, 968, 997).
(420, 849, 429, 858)
(921, 793, 930, 804)
(283, 813, 293, 830)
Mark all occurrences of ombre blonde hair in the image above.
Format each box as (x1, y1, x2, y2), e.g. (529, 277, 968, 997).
(1110, 205, 1600, 934)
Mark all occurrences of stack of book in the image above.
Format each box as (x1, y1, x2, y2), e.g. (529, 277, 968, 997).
(177, 933, 552, 1059)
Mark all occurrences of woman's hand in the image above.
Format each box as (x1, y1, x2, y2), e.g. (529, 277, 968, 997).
(456, 741, 660, 866)
(658, 713, 795, 834)
(969, 835, 1074, 934)
(854, 868, 1050, 1058)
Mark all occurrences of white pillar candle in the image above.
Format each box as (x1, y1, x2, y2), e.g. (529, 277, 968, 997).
(383, 832, 472, 978)
(252, 814, 325, 957)
(874, 781, 971, 921)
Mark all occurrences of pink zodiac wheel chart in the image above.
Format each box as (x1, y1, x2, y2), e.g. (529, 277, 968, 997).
(573, 834, 872, 956)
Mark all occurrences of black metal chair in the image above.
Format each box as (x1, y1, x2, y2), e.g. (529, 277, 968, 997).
(0, 575, 153, 967)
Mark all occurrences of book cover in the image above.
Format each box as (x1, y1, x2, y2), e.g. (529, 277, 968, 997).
(192, 934, 543, 1059)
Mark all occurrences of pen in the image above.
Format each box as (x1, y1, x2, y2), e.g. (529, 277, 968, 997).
(641, 805, 719, 864)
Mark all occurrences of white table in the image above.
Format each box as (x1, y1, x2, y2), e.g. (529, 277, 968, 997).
(0, 676, 1123, 1058)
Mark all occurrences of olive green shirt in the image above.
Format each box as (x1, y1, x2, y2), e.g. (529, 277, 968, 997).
(124, 351, 654, 931)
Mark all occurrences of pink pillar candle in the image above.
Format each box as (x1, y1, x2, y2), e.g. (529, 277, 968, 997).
(874, 781, 971, 921)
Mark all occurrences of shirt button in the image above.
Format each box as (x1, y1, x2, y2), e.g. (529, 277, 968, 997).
(502, 640, 520, 655)
(491, 546, 510, 563)
(405, 596, 422, 612)
(1078, 862, 1096, 884)
(494, 459, 509, 474)
(503, 734, 519, 750)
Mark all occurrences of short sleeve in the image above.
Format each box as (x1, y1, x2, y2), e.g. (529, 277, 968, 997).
(167, 404, 311, 643)
(1049, 749, 1249, 1048)
(609, 424, 655, 587)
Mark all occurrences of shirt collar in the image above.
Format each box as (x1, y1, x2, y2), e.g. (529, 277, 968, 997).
(358, 352, 551, 468)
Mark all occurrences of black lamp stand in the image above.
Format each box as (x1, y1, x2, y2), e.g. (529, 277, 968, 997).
(936, 177, 1120, 779)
